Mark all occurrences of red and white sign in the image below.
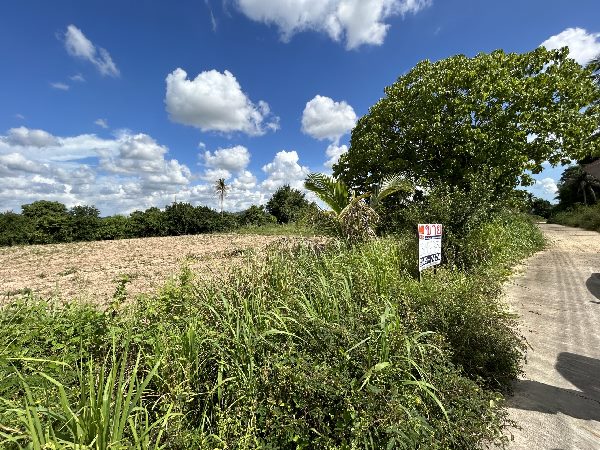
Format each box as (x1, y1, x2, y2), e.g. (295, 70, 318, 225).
(418, 224, 442, 271)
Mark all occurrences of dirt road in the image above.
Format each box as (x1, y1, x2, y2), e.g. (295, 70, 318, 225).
(504, 223, 600, 449)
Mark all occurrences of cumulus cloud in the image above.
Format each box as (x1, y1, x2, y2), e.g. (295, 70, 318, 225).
(64, 25, 120, 77)
(541, 27, 600, 65)
(165, 68, 279, 135)
(236, 0, 431, 49)
(536, 177, 558, 195)
(0, 128, 313, 215)
(203, 145, 251, 173)
(324, 143, 348, 168)
(95, 119, 109, 129)
(261, 150, 310, 191)
(302, 95, 357, 141)
(2, 127, 59, 148)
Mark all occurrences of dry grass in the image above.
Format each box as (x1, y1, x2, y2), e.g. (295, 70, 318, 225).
(0, 233, 318, 306)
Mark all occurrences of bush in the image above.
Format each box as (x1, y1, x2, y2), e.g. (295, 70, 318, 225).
(549, 203, 600, 232)
(266, 185, 311, 224)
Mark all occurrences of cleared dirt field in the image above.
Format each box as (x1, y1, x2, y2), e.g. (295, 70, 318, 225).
(0, 234, 302, 306)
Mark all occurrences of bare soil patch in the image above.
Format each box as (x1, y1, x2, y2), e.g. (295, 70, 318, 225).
(0, 234, 311, 306)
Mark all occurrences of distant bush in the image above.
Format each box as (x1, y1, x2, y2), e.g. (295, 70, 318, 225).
(549, 203, 600, 232)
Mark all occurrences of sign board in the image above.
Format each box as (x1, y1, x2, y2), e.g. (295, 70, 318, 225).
(418, 224, 442, 272)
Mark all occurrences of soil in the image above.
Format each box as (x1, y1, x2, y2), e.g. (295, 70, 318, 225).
(0, 233, 311, 306)
(503, 223, 600, 449)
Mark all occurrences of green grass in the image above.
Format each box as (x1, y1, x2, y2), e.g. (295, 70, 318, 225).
(233, 222, 319, 236)
(549, 203, 600, 232)
(0, 213, 544, 449)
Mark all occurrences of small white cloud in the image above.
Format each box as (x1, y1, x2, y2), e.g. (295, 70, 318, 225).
(541, 27, 600, 65)
(261, 150, 309, 191)
(15, 114, 25, 120)
(3, 127, 60, 147)
(70, 73, 86, 82)
(64, 25, 120, 77)
(50, 82, 70, 91)
(202, 168, 232, 181)
(165, 68, 279, 135)
(94, 118, 109, 129)
(302, 95, 357, 142)
(324, 143, 348, 168)
(536, 177, 558, 195)
(236, 0, 431, 49)
(204, 145, 251, 173)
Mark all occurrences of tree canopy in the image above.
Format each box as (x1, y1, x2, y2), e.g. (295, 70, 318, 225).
(334, 48, 600, 199)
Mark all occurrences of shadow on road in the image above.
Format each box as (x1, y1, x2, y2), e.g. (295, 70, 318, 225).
(587, 273, 600, 301)
(509, 352, 600, 421)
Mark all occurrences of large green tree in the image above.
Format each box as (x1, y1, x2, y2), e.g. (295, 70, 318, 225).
(334, 48, 600, 199)
(266, 185, 310, 224)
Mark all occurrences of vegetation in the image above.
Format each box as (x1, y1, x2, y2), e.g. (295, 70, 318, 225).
(265, 185, 312, 224)
(0, 213, 544, 449)
(3, 47, 585, 447)
(334, 47, 599, 199)
(549, 203, 600, 232)
(304, 172, 413, 245)
(0, 199, 291, 247)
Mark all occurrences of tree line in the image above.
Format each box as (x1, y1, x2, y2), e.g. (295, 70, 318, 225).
(0, 185, 315, 247)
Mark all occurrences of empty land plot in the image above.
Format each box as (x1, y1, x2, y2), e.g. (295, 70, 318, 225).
(0, 234, 305, 306)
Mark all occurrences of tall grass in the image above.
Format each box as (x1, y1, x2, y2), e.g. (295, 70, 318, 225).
(549, 203, 600, 232)
(0, 213, 544, 449)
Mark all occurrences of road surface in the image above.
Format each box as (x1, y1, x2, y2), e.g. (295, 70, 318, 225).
(504, 223, 600, 449)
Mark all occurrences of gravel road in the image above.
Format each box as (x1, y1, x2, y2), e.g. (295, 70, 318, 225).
(504, 223, 600, 449)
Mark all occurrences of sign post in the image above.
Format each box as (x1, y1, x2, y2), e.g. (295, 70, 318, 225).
(418, 224, 442, 280)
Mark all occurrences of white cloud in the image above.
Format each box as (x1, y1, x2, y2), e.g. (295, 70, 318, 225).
(15, 114, 25, 120)
(302, 95, 356, 141)
(2, 127, 59, 147)
(95, 119, 109, 129)
(50, 82, 70, 91)
(64, 25, 120, 77)
(236, 0, 431, 49)
(536, 177, 558, 195)
(261, 150, 310, 191)
(165, 68, 279, 135)
(324, 143, 348, 168)
(541, 27, 600, 65)
(203, 145, 251, 173)
(0, 128, 312, 215)
(70, 73, 86, 82)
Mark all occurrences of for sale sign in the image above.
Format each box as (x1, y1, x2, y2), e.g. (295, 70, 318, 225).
(418, 224, 442, 271)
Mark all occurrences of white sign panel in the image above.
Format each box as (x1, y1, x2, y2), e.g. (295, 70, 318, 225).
(418, 224, 442, 271)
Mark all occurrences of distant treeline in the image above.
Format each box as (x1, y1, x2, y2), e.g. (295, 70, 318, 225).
(0, 185, 316, 247)
(0, 201, 270, 247)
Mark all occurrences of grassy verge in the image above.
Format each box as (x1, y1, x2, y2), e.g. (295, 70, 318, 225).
(549, 204, 600, 232)
(0, 213, 543, 449)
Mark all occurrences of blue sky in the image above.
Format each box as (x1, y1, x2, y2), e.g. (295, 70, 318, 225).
(1, 0, 599, 214)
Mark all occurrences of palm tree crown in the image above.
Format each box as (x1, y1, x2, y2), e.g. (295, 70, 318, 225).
(214, 178, 229, 214)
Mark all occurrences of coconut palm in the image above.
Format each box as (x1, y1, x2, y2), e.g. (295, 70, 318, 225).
(214, 178, 229, 214)
(304, 173, 412, 244)
(558, 166, 600, 206)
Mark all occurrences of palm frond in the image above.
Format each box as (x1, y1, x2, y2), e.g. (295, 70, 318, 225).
(304, 173, 350, 214)
(371, 175, 413, 207)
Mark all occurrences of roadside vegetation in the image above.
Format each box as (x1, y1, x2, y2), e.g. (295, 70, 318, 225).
(1, 46, 598, 448)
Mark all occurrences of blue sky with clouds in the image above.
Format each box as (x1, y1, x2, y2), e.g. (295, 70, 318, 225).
(1, 0, 599, 214)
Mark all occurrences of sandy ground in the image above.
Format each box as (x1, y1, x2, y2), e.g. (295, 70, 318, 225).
(0, 234, 305, 306)
(503, 223, 600, 449)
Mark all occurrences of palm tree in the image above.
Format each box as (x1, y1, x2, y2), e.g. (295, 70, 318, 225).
(214, 178, 229, 214)
(304, 173, 412, 244)
(558, 166, 600, 206)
